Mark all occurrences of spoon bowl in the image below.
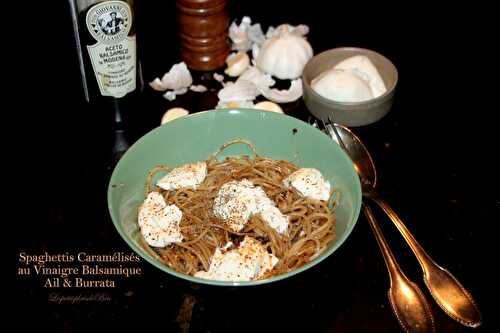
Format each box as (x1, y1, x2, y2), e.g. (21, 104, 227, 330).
(363, 202, 435, 333)
(326, 124, 377, 193)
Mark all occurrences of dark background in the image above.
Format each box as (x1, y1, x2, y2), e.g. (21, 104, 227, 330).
(11, 1, 495, 332)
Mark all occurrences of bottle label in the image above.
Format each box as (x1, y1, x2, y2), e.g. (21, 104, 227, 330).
(86, 1, 136, 98)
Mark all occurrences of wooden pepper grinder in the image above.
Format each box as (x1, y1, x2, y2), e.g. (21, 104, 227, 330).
(176, 0, 230, 71)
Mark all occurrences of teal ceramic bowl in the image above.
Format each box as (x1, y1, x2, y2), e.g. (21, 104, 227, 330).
(107, 109, 362, 286)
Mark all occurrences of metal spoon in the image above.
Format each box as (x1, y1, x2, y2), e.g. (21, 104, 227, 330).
(317, 119, 435, 332)
(326, 121, 482, 328)
(364, 202, 435, 333)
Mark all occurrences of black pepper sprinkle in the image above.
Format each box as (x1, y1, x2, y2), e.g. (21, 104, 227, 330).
(292, 128, 298, 135)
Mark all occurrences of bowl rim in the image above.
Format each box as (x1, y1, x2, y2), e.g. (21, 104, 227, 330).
(107, 108, 362, 287)
(302, 46, 399, 106)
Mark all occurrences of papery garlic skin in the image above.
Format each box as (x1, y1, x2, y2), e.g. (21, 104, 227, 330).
(217, 80, 261, 104)
(236, 67, 302, 103)
(229, 16, 252, 51)
(228, 17, 265, 52)
(261, 78, 303, 103)
(256, 26, 313, 80)
(216, 76, 259, 109)
(238, 66, 275, 90)
(150, 62, 193, 92)
(266, 24, 309, 38)
(312, 69, 373, 102)
(149, 62, 194, 101)
(251, 43, 260, 63)
(161, 62, 193, 90)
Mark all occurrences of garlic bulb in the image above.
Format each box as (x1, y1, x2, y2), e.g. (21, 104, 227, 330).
(256, 25, 313, 80)
(311, 69, 373, 102)
(225, 52, 250, 77)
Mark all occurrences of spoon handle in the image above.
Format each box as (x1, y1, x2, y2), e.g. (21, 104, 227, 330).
(363, 203, 435, 333)
(371, 197, 482, 328)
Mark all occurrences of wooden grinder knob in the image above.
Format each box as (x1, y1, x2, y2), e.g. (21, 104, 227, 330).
(176, 0, 230, 71)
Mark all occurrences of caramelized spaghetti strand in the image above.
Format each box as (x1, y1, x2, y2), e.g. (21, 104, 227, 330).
(141, 142, 337, 280)
(175, 243, 210, 271)
(145, 165, 171, 196)
(180, 228, 210, 246)
(210, 139, 257, 162)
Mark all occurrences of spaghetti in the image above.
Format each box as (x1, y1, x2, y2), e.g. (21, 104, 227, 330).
(142, 141, 337, 280)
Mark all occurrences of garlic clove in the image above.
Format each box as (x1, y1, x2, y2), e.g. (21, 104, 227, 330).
(254, 101, 284, 113)
(216, 100, 255, 109)
(260, 78, 303, 103)
(189, 84, 208, 93)
(161, 107, 190, 124)
(225, 101, 242, 108)
(225, 52, 250, 77)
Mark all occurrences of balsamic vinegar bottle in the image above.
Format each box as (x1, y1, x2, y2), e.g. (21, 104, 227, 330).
(69, 0, 143, 164)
